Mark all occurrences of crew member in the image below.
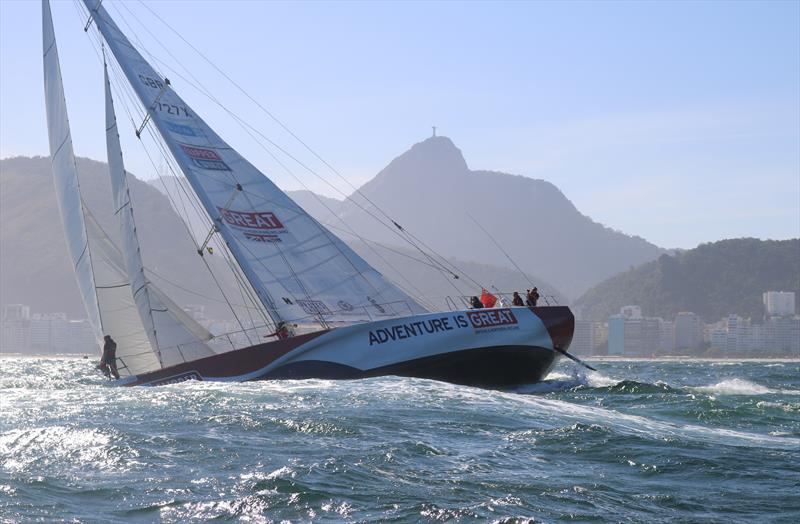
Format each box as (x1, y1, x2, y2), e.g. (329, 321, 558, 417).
(265, 321, 294, 340)
(97, 335, 120, 379)
(469, 296, 484, 309)
(512, 292, 524, 306)
(527, 287, 540, 307)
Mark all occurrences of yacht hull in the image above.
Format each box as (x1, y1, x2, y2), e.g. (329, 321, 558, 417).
(121, 306, 574, 388)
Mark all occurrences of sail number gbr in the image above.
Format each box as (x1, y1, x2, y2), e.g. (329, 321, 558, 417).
(137, 74, 190, 117)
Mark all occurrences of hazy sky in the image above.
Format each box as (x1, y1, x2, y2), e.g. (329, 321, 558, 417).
(1, 0, 798, 249)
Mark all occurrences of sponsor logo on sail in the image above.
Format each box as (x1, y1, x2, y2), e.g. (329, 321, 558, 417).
(217, 207, 290, 243)
(337, 300, 354, 312)
(367, 296, 387, 314)
(167, 122, 198, 137)
(218, 208, 284, 229)
(467, 308, 518, 329)
(179, 143, 230, 171)
(242, 232, 280, 243)
(297, 299, 332, 316)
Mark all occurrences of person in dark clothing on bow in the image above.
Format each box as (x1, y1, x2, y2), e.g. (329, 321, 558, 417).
(526, 287, 540, 307)
(511, 292, 524, 306)
(469, 296, 484, 309)
(98, 335, 120, 379)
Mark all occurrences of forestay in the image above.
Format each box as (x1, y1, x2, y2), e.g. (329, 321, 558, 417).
(84, 0, 428, 325)
(104, 62, 216, 368)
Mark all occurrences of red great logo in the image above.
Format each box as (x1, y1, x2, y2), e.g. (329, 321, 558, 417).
(467, 308, 518, 329)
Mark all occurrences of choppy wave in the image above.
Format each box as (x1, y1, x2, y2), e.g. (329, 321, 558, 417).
(693, 378, 800, 396)
(1, 357, 799, 522)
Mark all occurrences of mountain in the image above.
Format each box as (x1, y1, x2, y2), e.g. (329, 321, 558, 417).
(574, 238, 800, 321)
(0, 156, 242, 320)
(0, 156, 565, 322)
(336, 136, 665, 298)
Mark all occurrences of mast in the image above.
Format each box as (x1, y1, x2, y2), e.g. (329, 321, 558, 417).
(83, 0, 428, 327)
(83, 0, 284, 326)
(104, 58, 215, 366)
(43, 0, 103, 341)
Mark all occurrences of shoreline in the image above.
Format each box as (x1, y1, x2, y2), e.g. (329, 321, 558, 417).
(1, 352, 798, 363)
(584, 355, 800, 363)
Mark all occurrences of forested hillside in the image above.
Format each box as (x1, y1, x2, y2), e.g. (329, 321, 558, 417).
(575, 238, 800, 321)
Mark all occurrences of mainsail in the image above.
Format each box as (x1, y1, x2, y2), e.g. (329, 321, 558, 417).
(84, 0, 428, 326)
(104, 62, 215, 367)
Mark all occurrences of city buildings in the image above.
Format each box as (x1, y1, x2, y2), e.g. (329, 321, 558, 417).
(602, 290, 799, 356)
(674, 312, 702, 350)
(608, 310, 661, 356)
(763, 291, 796, 318)
(1, 304, 93, 354)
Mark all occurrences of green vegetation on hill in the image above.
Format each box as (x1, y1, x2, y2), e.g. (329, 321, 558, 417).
(575, 238, 800, 321)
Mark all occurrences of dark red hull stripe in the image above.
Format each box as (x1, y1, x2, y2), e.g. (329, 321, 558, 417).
(530, 306, 575, 350)
(128, 330, 327, 386)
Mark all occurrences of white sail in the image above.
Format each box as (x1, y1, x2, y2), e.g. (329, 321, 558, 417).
(44, 0, 158, 374)
(83, 210, 160, 374)
(43, 0, 102, 341)
(84, 0, 428, 326)
(104, 61, 215, 367)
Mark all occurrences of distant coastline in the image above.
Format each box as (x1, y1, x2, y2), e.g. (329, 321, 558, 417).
(586, 356, 800, 363)
(2, 353, 798, 364)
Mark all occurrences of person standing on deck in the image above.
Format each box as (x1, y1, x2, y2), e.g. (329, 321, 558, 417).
(526, 287, 540, 307)
(512, 292, 524, 306)
(98, 335, 120, 379)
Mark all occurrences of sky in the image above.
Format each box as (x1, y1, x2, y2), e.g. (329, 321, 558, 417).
(1, 0, 798, 249)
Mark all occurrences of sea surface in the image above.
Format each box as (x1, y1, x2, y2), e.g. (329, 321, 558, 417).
(1, 357, 798, 523)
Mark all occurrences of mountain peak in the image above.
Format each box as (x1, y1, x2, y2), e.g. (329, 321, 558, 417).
(405, 135, 467, 170)
(365, 135, 469, 191)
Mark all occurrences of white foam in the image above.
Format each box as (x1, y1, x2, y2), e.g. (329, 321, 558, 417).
(692, 378, 800, 396)
(757, 401, 800, 413)
(492, 390, 800, 450)
(694, 378, 773, 395)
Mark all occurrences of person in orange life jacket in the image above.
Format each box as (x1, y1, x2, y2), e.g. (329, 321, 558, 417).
(97, 335, 120, 379)
(512, 291, 524, 306)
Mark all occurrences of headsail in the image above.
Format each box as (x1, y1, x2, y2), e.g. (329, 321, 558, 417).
(84, 0, 428, 326)
(43, 0, 102, 340)
(83, 210, 160, 374)
(43, 0, 156, 374)
(104, 61, 215, 367)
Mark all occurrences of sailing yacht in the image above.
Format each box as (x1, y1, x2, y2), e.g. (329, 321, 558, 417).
(43, 0, 574, 387)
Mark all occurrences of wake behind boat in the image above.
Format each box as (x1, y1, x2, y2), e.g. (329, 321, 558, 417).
(43, 0, 575, 387)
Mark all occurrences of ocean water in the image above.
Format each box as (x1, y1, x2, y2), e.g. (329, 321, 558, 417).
(1, 357, 798, 523)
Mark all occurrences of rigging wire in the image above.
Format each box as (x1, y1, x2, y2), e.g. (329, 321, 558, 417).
(129, 0, 483, 295)
(74, 0, 270, 342)
(111, 1, 433, 311)
(102, 2, 433, 319)
(107, 2, 305, 327)
(79, 0, 489, 324)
